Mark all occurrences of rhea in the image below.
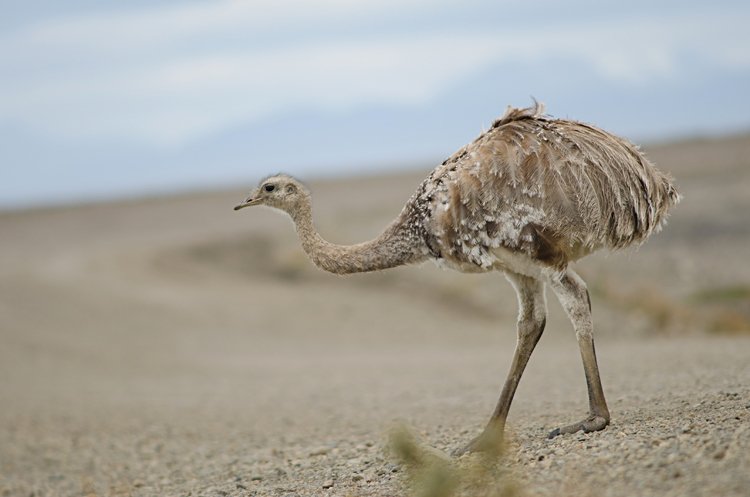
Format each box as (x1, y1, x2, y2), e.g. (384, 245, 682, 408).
(234, 103, 680, 455)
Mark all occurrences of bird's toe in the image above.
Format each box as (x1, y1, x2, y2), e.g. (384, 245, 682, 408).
(547, 415, 609, 439)
(452, 428, 505, 457)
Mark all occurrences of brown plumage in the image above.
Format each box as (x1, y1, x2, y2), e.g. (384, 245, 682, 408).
(416, 101, 680, 272)
(235, 102, 680, 455)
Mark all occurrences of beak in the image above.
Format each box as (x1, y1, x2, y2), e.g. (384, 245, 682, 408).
(233, 194, 261, 211)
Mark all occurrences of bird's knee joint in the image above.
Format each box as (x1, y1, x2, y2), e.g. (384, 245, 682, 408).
(518, 315, 546, 339)
(575, 327, 594, 341)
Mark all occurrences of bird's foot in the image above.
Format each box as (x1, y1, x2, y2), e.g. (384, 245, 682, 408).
(547, 414, 609, 439)
(451, 425, 505, 457)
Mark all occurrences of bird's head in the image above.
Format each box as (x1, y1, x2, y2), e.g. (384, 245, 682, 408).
(233, 174, 309, 215)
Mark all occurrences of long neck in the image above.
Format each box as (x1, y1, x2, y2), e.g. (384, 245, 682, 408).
(290, 200, 423, 275)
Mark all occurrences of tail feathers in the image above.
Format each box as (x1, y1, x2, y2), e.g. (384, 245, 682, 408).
(650, 174, 681, 236)
(664, 177, 682, 207)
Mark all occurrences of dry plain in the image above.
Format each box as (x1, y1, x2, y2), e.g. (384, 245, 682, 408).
(1, 134, 750, 497)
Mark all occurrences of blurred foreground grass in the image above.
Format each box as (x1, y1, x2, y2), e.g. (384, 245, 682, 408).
(389, 424, 522, 497)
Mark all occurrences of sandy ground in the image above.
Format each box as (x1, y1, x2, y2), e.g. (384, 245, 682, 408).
(1, 134, 750, 497)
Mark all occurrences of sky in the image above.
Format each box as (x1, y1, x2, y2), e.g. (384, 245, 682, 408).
(1, 0, 750, 208)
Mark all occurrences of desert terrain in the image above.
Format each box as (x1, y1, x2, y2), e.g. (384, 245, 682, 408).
(1, 134, 749, 497)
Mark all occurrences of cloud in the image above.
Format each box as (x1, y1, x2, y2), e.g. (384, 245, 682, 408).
(1, 0, 447, 62)
(1, 2, 749, 146)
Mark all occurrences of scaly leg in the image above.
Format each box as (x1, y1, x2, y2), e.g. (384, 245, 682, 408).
(453, 272, 547, 456)
(546, 269, 610, 438)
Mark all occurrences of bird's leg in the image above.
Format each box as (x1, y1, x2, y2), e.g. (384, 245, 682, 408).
(547, 269, 610, 438)
(453, 273, 546, 456)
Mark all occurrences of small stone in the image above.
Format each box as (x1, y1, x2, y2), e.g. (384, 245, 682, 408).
(250, 475, 263, 481)
(309, 447, 330, 456)
(352, 474, 363, 482)
(322, 479, 334, 489)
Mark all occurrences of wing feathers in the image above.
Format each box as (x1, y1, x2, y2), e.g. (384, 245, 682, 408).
(422, 104, 680, 268)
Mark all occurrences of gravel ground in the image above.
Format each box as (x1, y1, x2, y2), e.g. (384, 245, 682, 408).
(2, 335, 748, 497)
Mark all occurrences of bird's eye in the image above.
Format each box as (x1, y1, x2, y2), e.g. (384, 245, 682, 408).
(264, 184, 275, 192)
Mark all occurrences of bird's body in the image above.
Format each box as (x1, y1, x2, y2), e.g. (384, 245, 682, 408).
(384, 103, 679, 276)
(235, 102, 680, 454)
